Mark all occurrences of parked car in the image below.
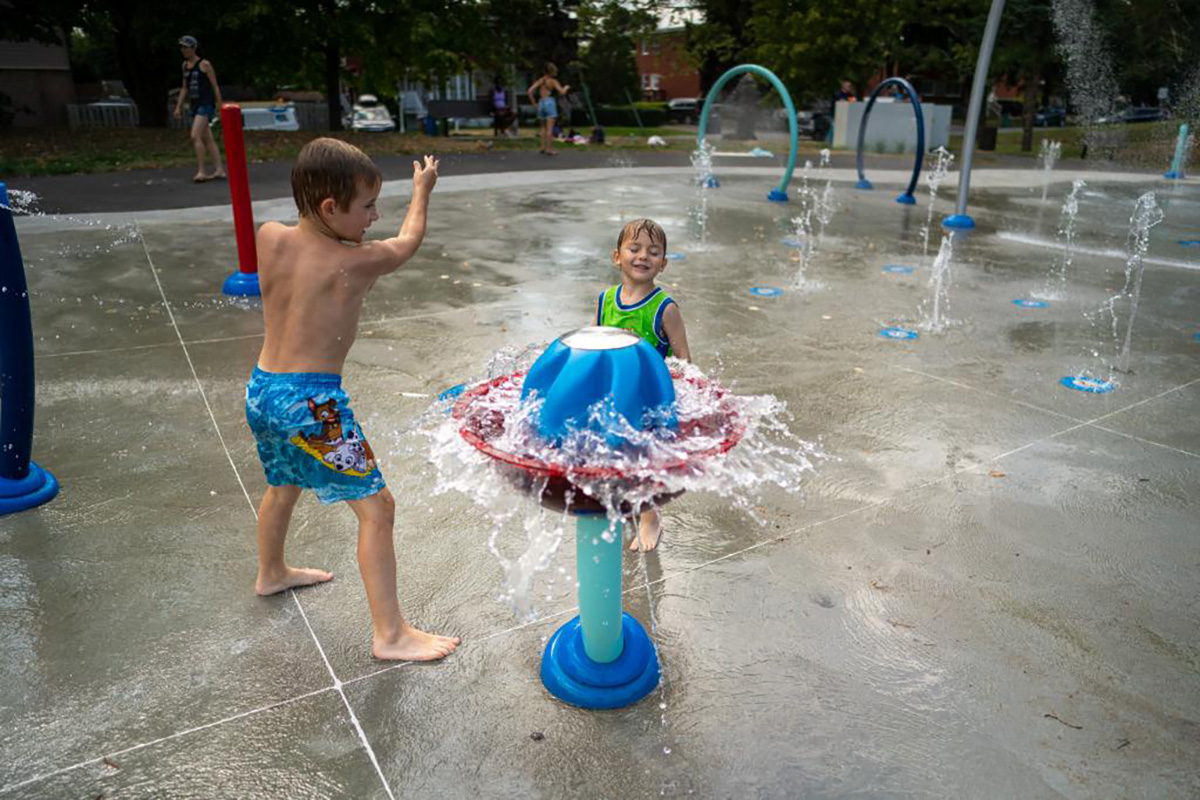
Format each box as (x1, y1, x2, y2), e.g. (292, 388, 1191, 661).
(1034, 106, 1067, 127)
(344, 93, 396, 132)
(666, 97, 699, 124)
(1096, 106, 1170, 125)
(797, 110, 832, 140)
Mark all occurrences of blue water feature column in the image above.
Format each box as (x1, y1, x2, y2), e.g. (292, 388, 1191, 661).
(1164, 123, 1189, 180)
(0, 183, 59, 515)
(944, 0, 1007, 229)
(854, 77, 926, 205)
(523, 327, 667, 708)
(696, 64, 799, 202)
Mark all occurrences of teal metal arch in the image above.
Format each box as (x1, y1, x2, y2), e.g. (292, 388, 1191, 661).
(696, 64, 799, 202)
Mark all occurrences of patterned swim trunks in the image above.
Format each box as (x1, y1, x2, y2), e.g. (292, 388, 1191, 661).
(245, 367, 386, 504)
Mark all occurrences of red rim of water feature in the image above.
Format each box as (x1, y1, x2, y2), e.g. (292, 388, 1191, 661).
(452, 370, 746, 483)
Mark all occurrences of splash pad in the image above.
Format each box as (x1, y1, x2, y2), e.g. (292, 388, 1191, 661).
(452, 328, 746, 708)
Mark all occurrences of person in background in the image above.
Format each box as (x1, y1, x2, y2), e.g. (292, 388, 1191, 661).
(172, 35, 226, 183)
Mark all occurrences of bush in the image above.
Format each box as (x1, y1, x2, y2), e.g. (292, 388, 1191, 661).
(593, 105, 667, 128)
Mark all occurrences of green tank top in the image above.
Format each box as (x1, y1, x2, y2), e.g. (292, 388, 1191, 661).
(596, 285, 675, 358)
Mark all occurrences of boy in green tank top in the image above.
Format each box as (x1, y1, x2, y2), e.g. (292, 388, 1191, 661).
(595, 219, 691, 551)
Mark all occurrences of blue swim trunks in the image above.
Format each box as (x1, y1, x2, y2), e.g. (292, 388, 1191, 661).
(245, 367, 386, 504)
(537, 97, 557, 120)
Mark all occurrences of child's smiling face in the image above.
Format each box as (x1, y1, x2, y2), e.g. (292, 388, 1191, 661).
(612, 229, 667, 286)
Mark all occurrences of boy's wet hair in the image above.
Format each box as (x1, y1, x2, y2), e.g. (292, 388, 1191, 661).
(617, 219, 667, 252)
(291, 137, 382, 217)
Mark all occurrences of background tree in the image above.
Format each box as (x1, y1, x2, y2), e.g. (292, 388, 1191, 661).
(576, 1, 656, 104)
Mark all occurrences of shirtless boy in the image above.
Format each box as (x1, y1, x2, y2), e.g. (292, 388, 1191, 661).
(245, 138, 459, 661)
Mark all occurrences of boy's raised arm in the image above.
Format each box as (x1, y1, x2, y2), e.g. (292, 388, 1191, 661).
(357, 155, 438, 276)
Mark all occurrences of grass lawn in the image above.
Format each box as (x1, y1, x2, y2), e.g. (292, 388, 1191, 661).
(0, 125, 706, 177)
(948, 121, 1183, 167)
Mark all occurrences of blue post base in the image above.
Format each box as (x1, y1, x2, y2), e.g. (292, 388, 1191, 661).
(895, 193, 917, 205)
(541, 613, 660, 709)
(704, 175, 720, 189)
(1163, 170, 1185, 180)
(0, 461, 59, 515)
(223, 271, 261, 297)
(855, 178, 873, 190)
(943, 214, 976, 229)
(767, 188, 789, 202)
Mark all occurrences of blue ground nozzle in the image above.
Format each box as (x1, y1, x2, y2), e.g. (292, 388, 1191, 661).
(521, 327, 676, 448)
(767, 188, 789, 203)
(704, 175, 720, 189)
(1013, 298, 1049, 308)
(895, 192, 917, 205)
(879, 326, 919, 340)
(855, 178, 874, 190)
(1060, 375, 1115, 394)
(223, 270, 261, 297)
(943, 214, 976, 229)
(750, 286, 784, 297)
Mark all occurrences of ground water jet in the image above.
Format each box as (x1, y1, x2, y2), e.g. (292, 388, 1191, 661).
(1031, 178, 1085, 301)
(921, 147, 954, 257)
(918, 235, 956, 333)
(1038, 139, 1062, 202)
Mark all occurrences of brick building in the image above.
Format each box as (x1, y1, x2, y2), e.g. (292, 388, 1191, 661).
(636, 27, 700, 101)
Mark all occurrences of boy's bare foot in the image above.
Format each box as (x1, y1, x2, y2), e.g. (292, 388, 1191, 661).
(255, 566, 334, 596)
(373, 625, 461, 661)
(630, 516, 663, 552)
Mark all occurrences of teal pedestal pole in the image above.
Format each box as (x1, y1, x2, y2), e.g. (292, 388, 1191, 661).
(540, 513, 661, 708)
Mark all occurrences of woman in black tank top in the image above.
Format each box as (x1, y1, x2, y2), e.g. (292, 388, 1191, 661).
(173, 35, 226, 183)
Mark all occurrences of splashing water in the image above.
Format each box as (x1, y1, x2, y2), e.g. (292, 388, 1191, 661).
(789, 161, 823, 291)
(688, 139, 716, 245)
(815, 149, 837, 239)
(920, 147, 954, 257)
(1051, 0, 1123, 160)
(1032, 178, 1085, 301)
(1038, 139, 1062, 202)
(918, 235, 955, 333)
(1081, 192, 1164, 379)
(1, 189, 142, 259)
(407, 353, 822, 619)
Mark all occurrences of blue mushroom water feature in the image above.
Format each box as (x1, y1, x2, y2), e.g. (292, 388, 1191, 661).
(452, 327, 745, 708)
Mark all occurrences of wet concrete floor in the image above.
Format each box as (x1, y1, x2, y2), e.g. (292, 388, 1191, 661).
(2, 167, 1199, 797)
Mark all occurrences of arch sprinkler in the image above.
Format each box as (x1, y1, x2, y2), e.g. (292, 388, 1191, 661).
(696, 64, 799, 202)
(855, 77, 926, 205)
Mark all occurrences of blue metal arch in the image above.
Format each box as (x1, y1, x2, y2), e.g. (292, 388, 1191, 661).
(696, 64, 799, 202)
(854, 77, 926, 205)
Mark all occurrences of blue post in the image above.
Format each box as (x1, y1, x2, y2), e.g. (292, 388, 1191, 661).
(0, 183, 59, 515)
(944, 0, 1008, 229)
(1164, 123, 1189, 180)
(696, 64, 799, 202)
(854, 77, 926, 205)
(575, 514, 624, 662)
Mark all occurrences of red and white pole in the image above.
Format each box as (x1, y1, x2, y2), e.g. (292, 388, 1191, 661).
(220, 103, 260, 296)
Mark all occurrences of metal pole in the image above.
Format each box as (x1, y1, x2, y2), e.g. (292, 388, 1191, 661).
(944, 0, 1007, 229)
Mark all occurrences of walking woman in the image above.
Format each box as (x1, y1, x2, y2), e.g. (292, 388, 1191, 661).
(173, 35, 226, 183)
(526, 63, 570, 155)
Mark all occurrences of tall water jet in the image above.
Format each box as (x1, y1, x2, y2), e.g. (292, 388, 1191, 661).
(815, 148, 837, 240)
(921, 147, 954, 257)
(1038, 139, 1062, 202)
(1033, 178, 1086, 301)
(1051, 0, 1122, 160)
(1114, 192, 1165, 373)
(689, 139, 716, 245)
(919, 235, 955, 333)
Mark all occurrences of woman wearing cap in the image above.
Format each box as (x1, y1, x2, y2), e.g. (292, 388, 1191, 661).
(173, 36, 226, 183)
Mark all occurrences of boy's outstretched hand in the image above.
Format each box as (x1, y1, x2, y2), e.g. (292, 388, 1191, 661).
(413, 154, 439, 194)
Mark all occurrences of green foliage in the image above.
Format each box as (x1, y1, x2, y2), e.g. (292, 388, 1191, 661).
(593, 105, 667, 127)
(577, 2, 653, 104)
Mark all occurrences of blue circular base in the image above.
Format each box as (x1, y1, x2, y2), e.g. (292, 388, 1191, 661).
(750, 286, 784, 297)
(895, 193, 917, 205)
(883, 264, 914, 275)
(767, 188, 789, 203)
(855, 178, 873, 190)
(1060, 375, 1115, 394)
(665, 252, 686, 261)
(0, 462, 60, 515)
(943, 214, 976, 229)
(780, 236, 805, 248)
(1013, 298, 1049, 308)
(1180, 240, 1200, 248)
(1164, 171, 1184, 180)
(541, 614, 660, 709)
(880, 327, 918, 340)
(704, 176, 720, 189)
(223, 271, 261, 297)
